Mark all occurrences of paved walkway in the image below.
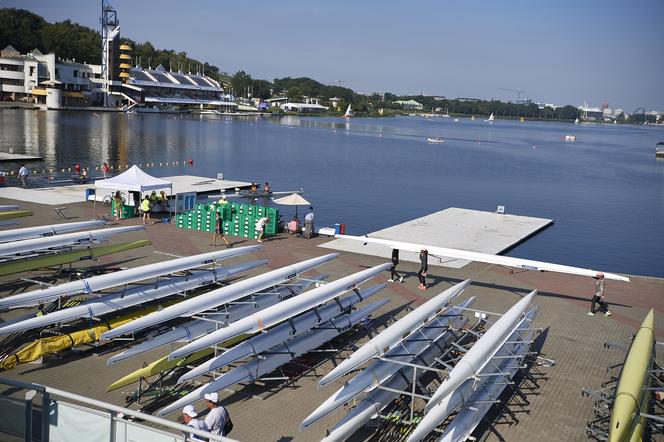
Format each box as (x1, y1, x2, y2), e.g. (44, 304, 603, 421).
(0, 197, 661, 442)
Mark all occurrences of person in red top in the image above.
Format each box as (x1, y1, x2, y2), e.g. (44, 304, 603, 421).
(74, 163, 81, 174)
(102, 162, 110, 178)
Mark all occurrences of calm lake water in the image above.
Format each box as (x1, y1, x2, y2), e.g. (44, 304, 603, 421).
(1, 109, 663, 277)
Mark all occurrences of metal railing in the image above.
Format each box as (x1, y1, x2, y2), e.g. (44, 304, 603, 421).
(0, 376, 238, 442)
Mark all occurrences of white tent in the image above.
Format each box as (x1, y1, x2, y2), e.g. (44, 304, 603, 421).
(94, 165, 172, 193)
(94, 165, 173, 217)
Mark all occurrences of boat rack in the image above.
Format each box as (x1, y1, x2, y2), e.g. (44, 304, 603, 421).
(125, 314, 375, 409)
(360, 319, 551, 441)
(193, 316, 376, 402)
(121, 277, 371, 407)
(582, 345, 664, 441)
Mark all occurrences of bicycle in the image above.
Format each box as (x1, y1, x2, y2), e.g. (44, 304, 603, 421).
(102, 191, 126, 205)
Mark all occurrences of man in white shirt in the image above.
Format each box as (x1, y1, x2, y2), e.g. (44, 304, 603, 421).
(182, 405, 208, 441)
(18, 164, 29, 188)
(304, 206, 314, 239)
(255, 217, 269, 243)
(203, 392, 228, 436)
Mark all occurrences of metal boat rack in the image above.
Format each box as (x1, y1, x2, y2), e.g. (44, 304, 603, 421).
(122, 277, 375, 407)
(582, 342, 664, 441)
(358, 317, 552, 441)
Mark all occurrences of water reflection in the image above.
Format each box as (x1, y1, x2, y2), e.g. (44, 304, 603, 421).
(1, 109, 663, 276)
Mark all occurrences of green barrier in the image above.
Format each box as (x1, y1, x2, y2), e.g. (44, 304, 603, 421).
(176, 201, 279, 238)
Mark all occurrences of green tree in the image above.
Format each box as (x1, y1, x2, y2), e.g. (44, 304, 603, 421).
(287, 86, 303, 102)
(0, 8, 46, 53)
(251, 79, 272, 100)
(40, 20, 101, 63)
(231, 70, 252, 97)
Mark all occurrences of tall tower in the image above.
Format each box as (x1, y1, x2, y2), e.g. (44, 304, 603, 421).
(100, 0, 120, 105)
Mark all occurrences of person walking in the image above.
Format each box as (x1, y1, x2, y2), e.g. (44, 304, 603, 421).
(211, 211, 230, 247)
(255, 216, 269, 242)
(182, 405, 208, 441)
(203, 392, 230, 436)
(304, 206, 315, 239)
(102, 162, 110, 178)
(141, 195, 151, 225)
(417, 249, 428, 290)
(18, 164, 29, 188)
(588, 273, 611, 316)
(388, 248, 404, 283)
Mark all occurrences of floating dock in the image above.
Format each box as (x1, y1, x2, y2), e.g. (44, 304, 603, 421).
(0, 152, 43, 163)
(0, 175, 251, 206)
(320, 207, 553, 268)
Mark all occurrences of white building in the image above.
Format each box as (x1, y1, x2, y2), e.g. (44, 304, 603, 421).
(281, 102, 329, 113)
(578, 105, 604, 122)
(0, 45, 43, 102)
(266, 96, 288, 108)
(0, 45, 100, 108)
(394, 99, 423, 110)
(537, 102, 562, 110)
(328, 96, 342, 110)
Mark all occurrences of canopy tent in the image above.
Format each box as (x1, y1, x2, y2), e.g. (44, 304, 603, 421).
(273, 193, 311, 219)
(93, 165, 173, 218)
(94, 165, 172, 192)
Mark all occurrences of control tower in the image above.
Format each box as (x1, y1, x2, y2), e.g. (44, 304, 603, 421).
(100, 0, 121, 105)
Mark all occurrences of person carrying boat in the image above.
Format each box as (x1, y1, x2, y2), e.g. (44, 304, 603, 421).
(141, 195, 152, 225)
(263, 182, 270, 193)
(388, 249, 404, 283)
(182, 405, 208, 441)
(250, 183, 258, 194)
(588, 273, 611, 316)
(203, 392, 232, 436)
(211, 211, 230, 248)
(417, 249, 428, 290)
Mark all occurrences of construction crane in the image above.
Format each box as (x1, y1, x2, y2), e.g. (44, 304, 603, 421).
(499, 87, 527, 104)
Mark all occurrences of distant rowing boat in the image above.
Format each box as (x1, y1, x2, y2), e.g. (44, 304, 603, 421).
(427, 137, 445, 144)
(211, 189, 303, 200)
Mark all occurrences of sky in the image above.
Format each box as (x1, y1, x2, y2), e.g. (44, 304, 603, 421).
(3, 0, 664, 110)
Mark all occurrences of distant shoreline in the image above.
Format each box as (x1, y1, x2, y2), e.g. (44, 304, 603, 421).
(2, 104, 660, 126)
